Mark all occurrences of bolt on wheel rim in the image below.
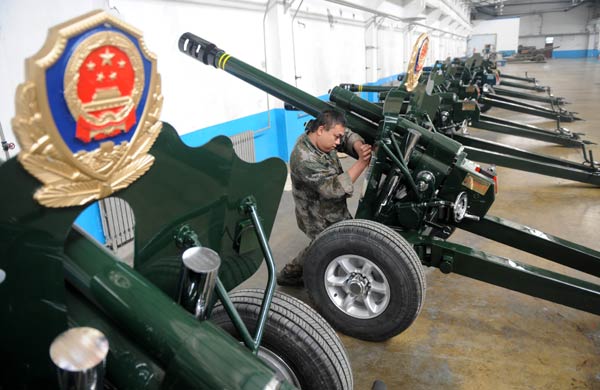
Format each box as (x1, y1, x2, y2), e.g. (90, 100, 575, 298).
(324, 254, 390, 319)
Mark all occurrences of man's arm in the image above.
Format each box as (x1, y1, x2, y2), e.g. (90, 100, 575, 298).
(294, 159, 354, 200)
(339, 128, 365, 158)
(347, 149, 371, 183)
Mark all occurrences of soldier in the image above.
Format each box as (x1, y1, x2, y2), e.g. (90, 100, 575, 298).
(277, 109, 372, 286)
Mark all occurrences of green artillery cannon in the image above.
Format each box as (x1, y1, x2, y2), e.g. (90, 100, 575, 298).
(0, 11, 352, 389)
(416, 55, 580, 124)
(497, 70, 537, 83)
(491, 67, 563, 103)
(431, 55, 580, 122)
(179, 32, 600, 342)
(330, 84, 600, 186)
(465, 57, 575, 112)
(491, 85, 568, 106)
(409, 56, 558, 100)
(343, 64, 589, 148)
(495, 69, 568, 106)
(438, 54, 549, 92)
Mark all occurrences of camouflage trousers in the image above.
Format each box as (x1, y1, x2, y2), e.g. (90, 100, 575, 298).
(290, 245, 311, 268)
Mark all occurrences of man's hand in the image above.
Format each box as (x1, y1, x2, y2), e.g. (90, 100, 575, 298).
(348, 141, 372, 183)
(353, 141, 372, 162)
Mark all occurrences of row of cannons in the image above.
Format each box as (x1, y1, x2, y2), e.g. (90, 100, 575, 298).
(2, 11, 598, 389)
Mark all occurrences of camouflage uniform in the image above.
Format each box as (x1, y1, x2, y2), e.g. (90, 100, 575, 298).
(290, 129, 365, 244)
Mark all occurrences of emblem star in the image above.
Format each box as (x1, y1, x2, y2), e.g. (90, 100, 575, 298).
(97, 72, 105, 82)
(118, 59, 126, 68)
(99, 48, 115, 66)
(109, 71, 117, 80)
(86, 61, 96, 71)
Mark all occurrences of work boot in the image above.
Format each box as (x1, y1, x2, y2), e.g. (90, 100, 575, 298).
(276, 263, 304, 287)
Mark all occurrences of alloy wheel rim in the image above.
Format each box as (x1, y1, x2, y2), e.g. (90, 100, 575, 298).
(324, 254, 391, 319)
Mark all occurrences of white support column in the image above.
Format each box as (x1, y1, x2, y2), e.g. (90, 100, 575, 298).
(264, 1, 297, 90)
(365, 16, 380, 83)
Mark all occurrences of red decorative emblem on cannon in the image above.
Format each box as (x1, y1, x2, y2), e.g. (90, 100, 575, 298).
(12, 11, 162, 207)
(65, 32, 145, 144)
(74, 46, 137, 142)
(414, 38, 429, 74)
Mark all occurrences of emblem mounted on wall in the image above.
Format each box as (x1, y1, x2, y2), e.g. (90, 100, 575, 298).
(12, 10, 163, 207)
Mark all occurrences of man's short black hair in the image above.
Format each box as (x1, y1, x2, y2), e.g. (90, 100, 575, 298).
(305, 110, 346, 133)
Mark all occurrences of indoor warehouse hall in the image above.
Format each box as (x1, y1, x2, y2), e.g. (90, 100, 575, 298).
(1, 0, 599, 389)
(241, 58, 600, 389)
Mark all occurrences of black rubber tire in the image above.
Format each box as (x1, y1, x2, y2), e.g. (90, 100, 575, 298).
(304, 219, 425, 342)
(211, 288, 353, 390)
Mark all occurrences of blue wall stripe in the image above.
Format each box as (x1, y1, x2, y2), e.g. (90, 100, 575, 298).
(498, 50, 515, 57)
(75, 201, 105, 244)
(552, 50, 591, 58)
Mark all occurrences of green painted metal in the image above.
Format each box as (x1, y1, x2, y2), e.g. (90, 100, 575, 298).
(455, 136, 600, 186)
(485, 93, 562, 112)
(480, 96, 578, 122)
(339, 83, 395, 93)
(427, 56, 584, 124)
(178, 34, 379, 144)
(499, 79, 547, 92)
(492, 86, 565, 106)
(403, 232, 600, 315)
(243, 198, 278, 354)
(330, 84, 600, 185)
(180, 196, 279, 355)
(0, 124, 292, 388)
(178, 32, 600, 329)
(459, 215, 600, 277)
(336, 81, 585, 148)
(63, 227, 278, 389)
(65, 286, 166, 389)
(497, 72, 537, 83)
(456, 135, 593, 170)
(476, 115, 588, 147)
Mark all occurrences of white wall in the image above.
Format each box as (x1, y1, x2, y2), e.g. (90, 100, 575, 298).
(516, 3, 593, 51)
(115, 0, 270, 134)
(0, 0, 472, 157)
(471, 17, 520, 52)
(0, 0, 106, 156)
(292, 9, 366, 93)
(379, 25, 407, 77)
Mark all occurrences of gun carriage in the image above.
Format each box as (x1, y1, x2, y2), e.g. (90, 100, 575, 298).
(0, 11, 353, 389)
(179, 32, 600, 341)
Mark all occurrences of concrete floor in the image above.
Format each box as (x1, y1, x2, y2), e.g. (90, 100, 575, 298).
(240, 59, 600, 390)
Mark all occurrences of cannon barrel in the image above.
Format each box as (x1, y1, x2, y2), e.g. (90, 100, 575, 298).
(339, 83, 395, 93)
(330, 86, 384, 123)
(63, 227, 280, 389)
(179, 33, 378, 143)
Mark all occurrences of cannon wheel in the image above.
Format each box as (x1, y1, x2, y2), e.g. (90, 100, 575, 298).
(210, 288, 353, 390)
(304, 219, 426, 342)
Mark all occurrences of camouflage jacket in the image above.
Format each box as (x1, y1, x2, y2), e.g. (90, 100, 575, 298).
(289, 129, 364, 239)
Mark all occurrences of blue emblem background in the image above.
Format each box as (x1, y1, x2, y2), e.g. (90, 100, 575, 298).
(45, 25, 152, 153)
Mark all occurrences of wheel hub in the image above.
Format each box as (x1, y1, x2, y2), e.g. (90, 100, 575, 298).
(324, 255, 391, 319)
(346, 273, 370, 296)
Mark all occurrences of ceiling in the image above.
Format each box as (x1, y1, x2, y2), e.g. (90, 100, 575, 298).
(468, 0, 592, 18)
